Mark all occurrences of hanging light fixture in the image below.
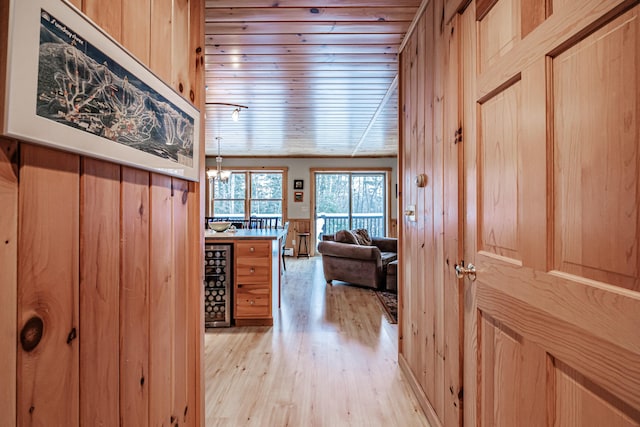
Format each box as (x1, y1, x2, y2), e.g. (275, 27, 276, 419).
(206, 102, 248, 122)
(207, 137, 232, 183)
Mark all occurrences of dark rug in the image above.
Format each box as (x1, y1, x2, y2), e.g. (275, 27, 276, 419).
(375, 290, 397, 324)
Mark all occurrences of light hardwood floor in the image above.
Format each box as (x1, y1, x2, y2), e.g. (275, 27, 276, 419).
(204, 256, 430, 426)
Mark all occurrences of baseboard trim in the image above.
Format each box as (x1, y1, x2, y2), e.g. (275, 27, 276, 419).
(399, 353, 443, 427)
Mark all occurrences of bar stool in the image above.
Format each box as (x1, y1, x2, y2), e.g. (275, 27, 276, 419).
(297, 232, 310, 258)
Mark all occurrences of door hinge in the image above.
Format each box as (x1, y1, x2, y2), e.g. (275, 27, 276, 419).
(454, 127, 463, 144)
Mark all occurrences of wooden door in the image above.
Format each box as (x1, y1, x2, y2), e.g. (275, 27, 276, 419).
(461, 0, 640, 425)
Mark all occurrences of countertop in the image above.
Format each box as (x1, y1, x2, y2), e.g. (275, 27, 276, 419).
(204, 228, 286, 240)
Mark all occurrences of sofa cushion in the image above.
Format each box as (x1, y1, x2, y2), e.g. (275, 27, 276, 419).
(335, 229, 359, 245)
(351, 228, 372, 246)
(380, 251, 397, 265)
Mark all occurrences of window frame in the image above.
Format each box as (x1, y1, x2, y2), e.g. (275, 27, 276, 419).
(206, 167, 288, 222)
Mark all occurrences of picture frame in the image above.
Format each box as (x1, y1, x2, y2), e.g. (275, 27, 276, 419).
(294, 191, 303, 202)
(293, 179, 304, 190)
(2, 0, 200, 181)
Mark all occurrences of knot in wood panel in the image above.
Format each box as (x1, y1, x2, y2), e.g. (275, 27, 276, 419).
(20, 316, 44, 352)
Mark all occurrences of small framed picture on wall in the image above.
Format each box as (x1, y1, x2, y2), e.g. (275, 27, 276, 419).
(293, 179, 304, 190)
(294, 191, 304, 202)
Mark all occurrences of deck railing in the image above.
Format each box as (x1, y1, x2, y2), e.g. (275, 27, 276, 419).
(316, 213, 385, 238)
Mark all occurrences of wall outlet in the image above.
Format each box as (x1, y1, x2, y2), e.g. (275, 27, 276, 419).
(292, 239, 296, 245)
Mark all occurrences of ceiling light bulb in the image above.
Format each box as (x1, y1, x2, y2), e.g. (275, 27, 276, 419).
(231, 108, 240, 122)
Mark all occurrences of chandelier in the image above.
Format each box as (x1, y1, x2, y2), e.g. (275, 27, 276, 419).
(206, 136, 231, 183)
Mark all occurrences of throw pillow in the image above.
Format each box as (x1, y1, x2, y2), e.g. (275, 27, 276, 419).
(335, 229, 359, 245)
(351, 228, 372, 246)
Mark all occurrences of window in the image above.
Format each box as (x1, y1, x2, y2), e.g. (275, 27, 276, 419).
(209, 171, 284, 221)
(315, 172, 387, 238)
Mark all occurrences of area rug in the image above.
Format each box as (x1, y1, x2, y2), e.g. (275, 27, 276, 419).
(375, 290, 397, 324)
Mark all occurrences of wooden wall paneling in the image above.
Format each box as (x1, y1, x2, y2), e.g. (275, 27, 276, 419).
(68, 0, 83, 10)
(79, 159, 120, 426)
(149, 173, 174, 427)
(431, 0, 446, 420)
(150, 0, 174, 82)
(173, 0, 190, 97)
(122, 0, 151, 64)
(120, 167, 150, 427)
(410, 16, 420, 382)
(84, 0, 122, 40)
(188, 0, 206, 424)
(419, 2, 438, 408)
(445, 0, 471, 24)
(415, 6, 428, 400)
(17, 145, 79, 426)
(442, 12, 463, 427)
(0, 0, 9, 132)
(461, 2, 479, 426)
(172, 178, 190, 425)
(403, 27, 418, 379)
(521, 0, 547, 38)
(397, 45, 406, 355)
(0, 139, 17, 427)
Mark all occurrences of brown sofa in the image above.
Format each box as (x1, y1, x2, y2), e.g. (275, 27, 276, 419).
(317, 231, 397, 290)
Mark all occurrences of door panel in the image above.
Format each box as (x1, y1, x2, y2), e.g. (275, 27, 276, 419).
(464, 1, 640, 426)
(552, 9, 639, 291)
(478, 81, 521, 261)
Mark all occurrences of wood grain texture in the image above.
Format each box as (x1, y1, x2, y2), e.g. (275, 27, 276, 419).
(0, 138, 17, 427)
(149, 173, 174, 427)
(206, 256, 430, 426)
(172, 178, 190, 425)
(553, 6, 640, 291)
(150, 0, 173, 83)
(521, 0, 547, 37)
(478, 0, 521, 72)
(123, 0, 151, 64)
(476, 0, 499, 21)
(172, 0, 190, 97)
(17, 145, 79, 426)
(79, 158, 120, 426)
(431, 0, 446, 419)
(553, 359, 640, 426)
(203, 0, 422, 156)
(188, 1, 206, 420)
(479, 81, 522, 261)
(476, 0, 634, 100)
(120, 167, 150, 427)
(461, 3, 479, 426)
(519, 59, 547, 272)
(0, 0, 9, 132)
(477, 275, 640, 413)
(84, 0, 122, 39)
(479, 313, 547, 426)
(442, 13, 463, 427)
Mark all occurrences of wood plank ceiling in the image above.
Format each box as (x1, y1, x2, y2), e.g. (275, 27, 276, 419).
(204, 0, 422, 157)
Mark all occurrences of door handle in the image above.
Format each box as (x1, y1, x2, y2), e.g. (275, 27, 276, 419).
(454, 261, 476, 281)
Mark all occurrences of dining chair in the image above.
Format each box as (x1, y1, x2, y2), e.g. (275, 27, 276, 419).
(281, 221, 290, 271)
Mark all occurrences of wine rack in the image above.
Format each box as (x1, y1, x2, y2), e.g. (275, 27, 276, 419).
(204, 244, 232, 328)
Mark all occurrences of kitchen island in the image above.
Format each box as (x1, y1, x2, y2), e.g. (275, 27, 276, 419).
(205, 228, 286, 326)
